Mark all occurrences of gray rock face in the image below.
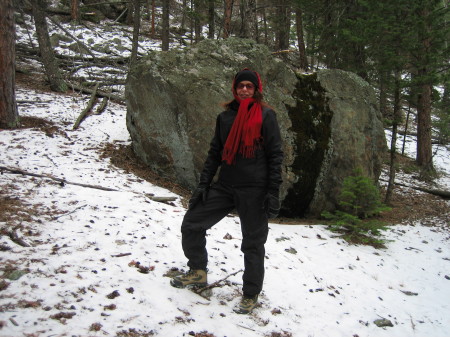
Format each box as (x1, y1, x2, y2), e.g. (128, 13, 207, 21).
(125, 38, 386, 217)
(283, 71, 387, 216)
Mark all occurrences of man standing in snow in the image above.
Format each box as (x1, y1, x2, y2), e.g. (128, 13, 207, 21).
(170, 68, 284, 314)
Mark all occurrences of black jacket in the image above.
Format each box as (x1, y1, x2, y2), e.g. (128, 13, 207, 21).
(198, 101, 283, 194)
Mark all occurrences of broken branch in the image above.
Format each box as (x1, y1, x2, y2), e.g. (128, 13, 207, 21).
(193, 269, 243, 294)
(0, 165, 119, 191)
(93, 97, 109, 115)
(8, 228, 31, 247)
(73, 82, 99, 130)
(111, 252, 132, 257)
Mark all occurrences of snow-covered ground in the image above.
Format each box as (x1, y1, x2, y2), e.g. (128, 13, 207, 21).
(1, 15, 449, 337)
(1, 83, 449, 337)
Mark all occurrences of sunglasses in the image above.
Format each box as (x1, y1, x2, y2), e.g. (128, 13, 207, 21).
(236, 83, 255, 90)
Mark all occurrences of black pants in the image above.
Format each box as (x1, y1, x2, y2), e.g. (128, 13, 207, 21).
(181, 182, 269, 296)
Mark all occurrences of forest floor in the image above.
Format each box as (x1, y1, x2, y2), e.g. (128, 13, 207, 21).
(0, 57, 449, 337)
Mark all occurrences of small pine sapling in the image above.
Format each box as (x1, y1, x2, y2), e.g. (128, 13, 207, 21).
(322, 168, 391, 247)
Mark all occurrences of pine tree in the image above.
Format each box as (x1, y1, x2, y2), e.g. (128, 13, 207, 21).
(0, 0, 19, 128)
(322, 169, 391, 247)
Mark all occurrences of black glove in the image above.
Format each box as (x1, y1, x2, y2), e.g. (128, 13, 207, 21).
(188, 186, 209, 210)
(265, 192, 280, 219)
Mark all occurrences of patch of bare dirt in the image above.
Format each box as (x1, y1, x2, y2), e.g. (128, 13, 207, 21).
(18, 116, 69, 139)
(0, 114, 68, 138)
(0, 184, 43, 228)
(0, 180, 66, 237)
(100, 142, 191, 204)
(15, 68, 49, 93)
(379, 187, 449, 226)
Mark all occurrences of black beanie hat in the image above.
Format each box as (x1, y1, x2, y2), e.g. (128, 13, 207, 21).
(234, 69, 259, 89)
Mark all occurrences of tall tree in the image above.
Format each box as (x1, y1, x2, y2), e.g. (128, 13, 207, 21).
(193, 0, 203, 42)
(413, 1, 436, 172)
(71, 0, 79, 22)
(161, 0, 170, 50)
(238, 0, 258, 39)
(31, 0, 67, 92)
(385, 69, 402, 204)
(239, 0, 249, 37)
(399, 0, 449, 173)
(274, 0, 291, 50)
(208, 0, 216, 38)
(130, 0, 141, 65)
(126, 0, 134, 25)
(351, 0, 448, 174)
(150, 0, 156, 38)
(0, 0, 19, 128)
(223, 0, 233, 38)
(295, 7, 308, 70)
(248, 0, 258, 41)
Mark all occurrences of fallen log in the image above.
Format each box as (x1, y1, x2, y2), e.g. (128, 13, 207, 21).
(381, 178, 450, 199)
(16, 43, 129, 65)
(47, 16, 97, 59)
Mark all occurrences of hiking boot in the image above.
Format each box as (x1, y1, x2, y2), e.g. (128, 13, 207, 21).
(233, 294, 259, 314)
(170, 269, 207, 289)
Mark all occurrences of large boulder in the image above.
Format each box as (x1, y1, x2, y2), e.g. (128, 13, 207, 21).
(125, 38, 386, 217)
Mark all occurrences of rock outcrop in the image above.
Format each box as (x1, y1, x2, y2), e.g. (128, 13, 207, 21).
(125, 38, 386, 217)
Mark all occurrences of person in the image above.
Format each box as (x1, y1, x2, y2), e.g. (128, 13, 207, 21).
(170, 68, 284, 314)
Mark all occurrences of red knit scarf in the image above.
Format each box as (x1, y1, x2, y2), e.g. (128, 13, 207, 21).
(222, 74, 263, 165)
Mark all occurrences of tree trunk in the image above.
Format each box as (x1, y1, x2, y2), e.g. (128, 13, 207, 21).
(401, 104, 411, 155)
(194, 0, 202, 43)
(262, 6, 268, 45)
(31, 0, 67, 92)
(71, 0, 79, 22)
(248, 0, 258, 41)
(161, 0, 170, 51)
(0, 0, 19, 129)
(275, 0, 291, 50)
(415, 6, 434, 173)
(238, 0, 257, 39)
(189, 0, 194, 44)
(130, 0, 141, 66)
(126, 0, 134, 25)
(146, 0, 151, 20)
(208, 0, 215, 38)
(416, 82, 434, 171)
(295, 7, 308, 70)
(385, 70, 401, 205)
(379, 70, 388, 117)
(239, 0, 249, 38)
(307, 13, 317, 69)
(150, 0, 156, 38)
(223, 0, 233, 38)
(181, 0, 187, 31)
